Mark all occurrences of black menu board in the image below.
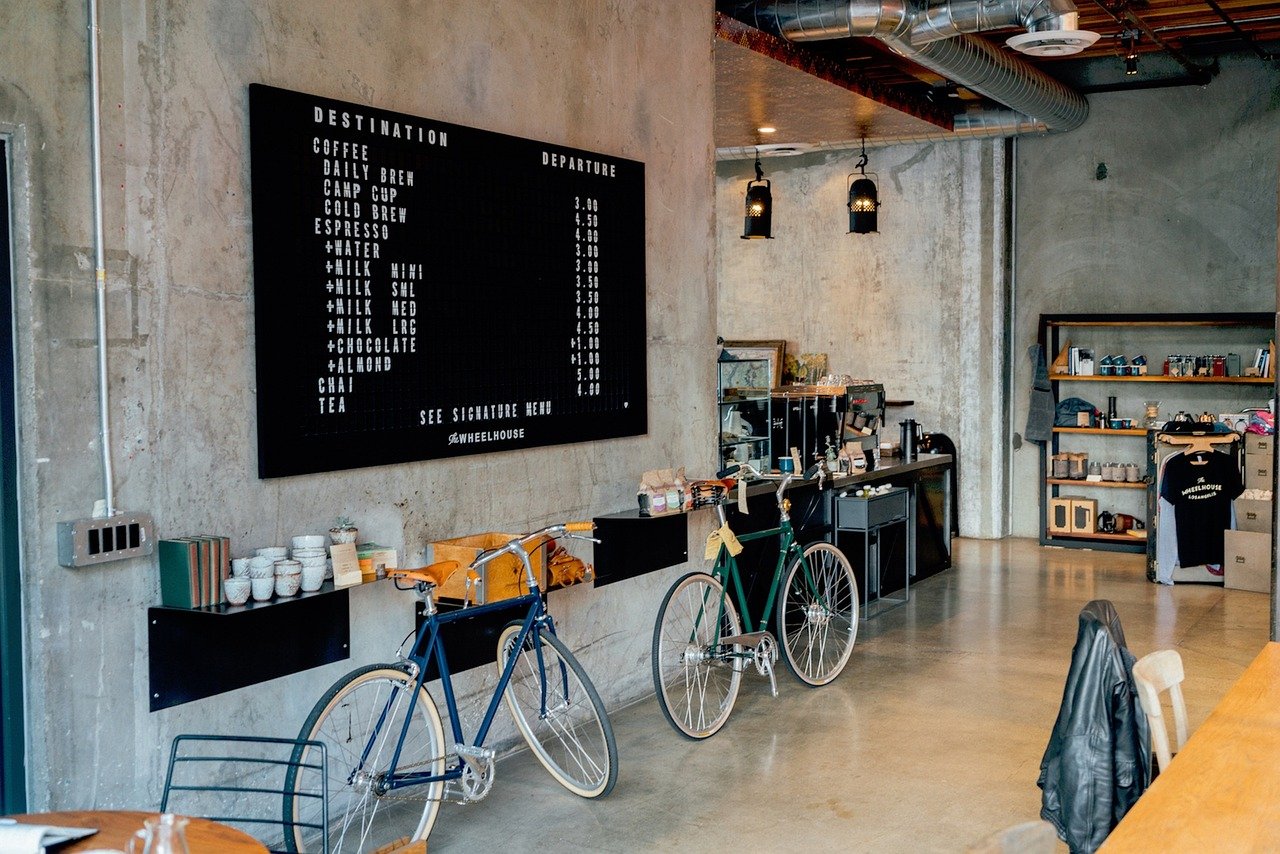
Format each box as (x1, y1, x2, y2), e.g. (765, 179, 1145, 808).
(248, 84, 647, 477)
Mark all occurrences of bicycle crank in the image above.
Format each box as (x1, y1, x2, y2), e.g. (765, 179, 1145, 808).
(444, 744, 496, 803)
(720, 631, 779, 697)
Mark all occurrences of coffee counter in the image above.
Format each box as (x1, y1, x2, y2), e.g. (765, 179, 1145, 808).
(593, 453, 953, 596)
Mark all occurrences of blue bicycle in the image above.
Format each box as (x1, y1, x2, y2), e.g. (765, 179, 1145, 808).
(287, 523, 617, 852)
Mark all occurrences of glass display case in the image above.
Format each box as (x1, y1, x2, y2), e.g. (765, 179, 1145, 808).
(717, 355, 772, 471)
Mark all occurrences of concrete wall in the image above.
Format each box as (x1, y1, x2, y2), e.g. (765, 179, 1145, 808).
(716, 141, 1010, 538)
(1009, 56, 1280, 537)
(2, 1, 716, 808)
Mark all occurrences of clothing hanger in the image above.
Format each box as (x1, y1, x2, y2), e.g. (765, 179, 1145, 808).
(1157, 431, 1240, 460)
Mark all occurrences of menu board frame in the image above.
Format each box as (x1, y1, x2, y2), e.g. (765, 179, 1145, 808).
(248, 84, 647, 477)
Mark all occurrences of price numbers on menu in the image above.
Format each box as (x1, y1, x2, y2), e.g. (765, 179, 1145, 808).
(573, 195, 602, 397)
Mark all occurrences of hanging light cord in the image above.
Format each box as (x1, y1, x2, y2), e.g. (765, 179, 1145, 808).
(753, 155, 764, 182)
(855, 138, 869, 175)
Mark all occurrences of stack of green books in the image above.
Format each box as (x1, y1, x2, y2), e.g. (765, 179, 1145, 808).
(157, 536, 231, 608)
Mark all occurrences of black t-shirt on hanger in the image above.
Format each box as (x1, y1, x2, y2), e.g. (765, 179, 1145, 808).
(1160, 450, 1244, 567)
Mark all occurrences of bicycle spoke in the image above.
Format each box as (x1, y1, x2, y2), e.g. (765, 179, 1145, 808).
(653, 573, 742, 739)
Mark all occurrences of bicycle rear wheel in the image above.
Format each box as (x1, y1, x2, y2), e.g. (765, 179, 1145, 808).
(290, 664, 446, 852)
(779, 542, 858, 686)
(651, 571, 743, 739)
(497, 623, 618, 798)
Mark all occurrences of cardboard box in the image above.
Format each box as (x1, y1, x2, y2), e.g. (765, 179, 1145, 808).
(1245, 455, 1274, 491)
(1070, 498, 1097, 534)
(1224, 529, 1272, 593)
(1049, 497, 1075, 534)
(430, 532, 545, 604)
(1235, 498, 1273, 536)
(1245, 434, 1273, 456)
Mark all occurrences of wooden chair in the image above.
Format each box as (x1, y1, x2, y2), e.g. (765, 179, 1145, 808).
(1132, 649, 1189, 773)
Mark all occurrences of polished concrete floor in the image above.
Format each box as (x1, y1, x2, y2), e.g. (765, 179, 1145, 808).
(423, 538, 1272, 852)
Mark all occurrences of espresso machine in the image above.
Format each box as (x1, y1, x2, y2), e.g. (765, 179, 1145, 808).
(769, 381, 885, 472)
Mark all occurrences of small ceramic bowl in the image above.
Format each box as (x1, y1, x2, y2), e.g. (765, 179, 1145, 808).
(223, 576, 251, 606)
(275, 572, 302, 597)
(292, 534, 326, 550)
(274, 559, 302, 576)
(250, 576, 275, 602)
(297, 555, 327, 568)
(230, 557, 251, 578)
(324, 559, 334, 581)
(292, 547, 327, 559)
(256, 546, 288, 560)
(301, 564, 325, 592)
(247, 556, 276, 579)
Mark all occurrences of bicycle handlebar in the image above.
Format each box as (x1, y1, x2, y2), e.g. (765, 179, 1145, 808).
(470, 523, 593, 570)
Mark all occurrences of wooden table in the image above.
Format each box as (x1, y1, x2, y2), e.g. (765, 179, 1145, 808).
(1102, 641, 1280, 852)
(5, 810, 267, 853)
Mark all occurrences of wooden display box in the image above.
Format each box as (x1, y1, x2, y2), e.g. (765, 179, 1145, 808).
(430, 533, 545, 604)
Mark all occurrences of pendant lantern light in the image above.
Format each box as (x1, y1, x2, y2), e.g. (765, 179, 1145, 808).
(847, 137, 880, 235)
(741, 152, 773, 239)
(1123, 32, 1139, 75)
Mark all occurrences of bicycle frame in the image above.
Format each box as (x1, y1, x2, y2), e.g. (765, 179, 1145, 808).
(369, 589, 557, 793)
(712, 517, 803, 635)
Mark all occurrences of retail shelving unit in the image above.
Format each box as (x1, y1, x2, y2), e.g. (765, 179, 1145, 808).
(717, 356, 772, 470)
(1038, 312, 1274, 554)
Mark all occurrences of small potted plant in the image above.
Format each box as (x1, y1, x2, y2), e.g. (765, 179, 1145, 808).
(329, 516, 359, 545)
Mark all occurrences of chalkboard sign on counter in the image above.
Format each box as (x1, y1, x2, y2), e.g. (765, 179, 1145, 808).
(248, 84, 647, 477)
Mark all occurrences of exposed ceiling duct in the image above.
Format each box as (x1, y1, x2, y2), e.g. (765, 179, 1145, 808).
(714, 107, 1046, 160)
(735, 0, 1093, 133)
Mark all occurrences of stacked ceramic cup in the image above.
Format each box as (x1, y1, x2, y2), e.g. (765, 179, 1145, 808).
(224, 557, 252, 605)
(291, 535, 328, 592)
(247, 552, 279, 602)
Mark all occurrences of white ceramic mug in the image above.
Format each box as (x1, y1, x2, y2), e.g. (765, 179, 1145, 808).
(250, 576, 274, 602)
(230, 557, 251, 577)
(301, 563, 325, 592)
(223, 576, 251, 606)
(275, 573, 301, 597)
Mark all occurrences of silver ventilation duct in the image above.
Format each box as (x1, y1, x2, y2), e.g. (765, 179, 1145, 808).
(741, 0, 1091, 133)
(714, 108, 1045, 160)
(886, 34, 1088, 131)
(910, 0, 1079, 45)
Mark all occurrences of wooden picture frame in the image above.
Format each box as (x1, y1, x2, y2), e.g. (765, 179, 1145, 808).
(720, 339, 786, 390)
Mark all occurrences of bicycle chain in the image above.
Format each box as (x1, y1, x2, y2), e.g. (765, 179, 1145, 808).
(350, 752, 461, 804)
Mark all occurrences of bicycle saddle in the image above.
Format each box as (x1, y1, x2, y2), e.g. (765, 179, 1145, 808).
(387, 560, 466, 588)
(687, 478, 736, 508)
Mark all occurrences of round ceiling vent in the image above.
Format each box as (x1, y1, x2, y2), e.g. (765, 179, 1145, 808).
(1006, 29, 1100, 56)
(754, 142, 814, 158)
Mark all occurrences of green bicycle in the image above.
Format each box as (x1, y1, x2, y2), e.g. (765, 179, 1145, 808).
(651, 464, 859, 739)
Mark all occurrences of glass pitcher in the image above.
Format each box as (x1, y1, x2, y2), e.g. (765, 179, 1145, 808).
(129, 814, 190, 854)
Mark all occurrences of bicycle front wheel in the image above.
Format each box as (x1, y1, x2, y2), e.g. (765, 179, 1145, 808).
(290, 664, 446, 852)
(497, 623, 618, 798)
(779, 542, 859, 686)
(651, 571, 743, 739)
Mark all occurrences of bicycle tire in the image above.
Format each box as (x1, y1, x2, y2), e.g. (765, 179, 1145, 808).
(778, 542, 859, 686)
(288, 663, 446, 852)
(651, 571, 743, 739)
(497, 623, 618, 798)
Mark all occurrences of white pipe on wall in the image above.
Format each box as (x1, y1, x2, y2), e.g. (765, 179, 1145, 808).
(87, 0, 115, 517)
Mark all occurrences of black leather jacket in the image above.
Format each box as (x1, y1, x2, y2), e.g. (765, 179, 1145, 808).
(1038, 600, 1152, 853)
